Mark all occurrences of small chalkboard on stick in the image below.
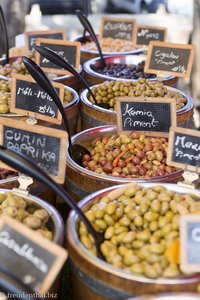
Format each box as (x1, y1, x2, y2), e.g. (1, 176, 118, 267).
(144, 41, 195, 78)
(24, 29, 66, 51)
(134, 25, 167, 47)
(0, 118, 67, 184)
(10, 74, 64, 124)
(167, 127, 200, 173)
(116, 97, 176, 137)
(100, 17, 136, 41)
(180, 214, 200, 273)
(0, 215, 67, 293)
(35, 38, 81, 75)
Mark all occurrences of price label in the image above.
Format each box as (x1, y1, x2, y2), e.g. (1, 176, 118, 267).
(0, 118, 67, 184)
(116, 96, 176, 137)
(24, 29, 66, 51)
(167, 127, 200, 173)
(35, 39, 81, 75)
(144, 41, 195, 77)
(134, 25, 167, 47)
(0, 215, 67, 293)
(100, 17, 136, 41)
(10, 74, 64, 124)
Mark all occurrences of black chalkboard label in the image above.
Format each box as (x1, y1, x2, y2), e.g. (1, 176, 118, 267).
(116, 97, 177, 137)
(144, 41, 195, 78)
(35, 38, 81, 75)
(24, 29, 66, 51)
(10, 74, 64, 124)
(167, 127, 200, 173)
(0, 215, 67, 293)
(100, 17, 136, 41)
(0, 118, 67, 184)
(180, 214, 200, 273)
(135, 25, 167, 46)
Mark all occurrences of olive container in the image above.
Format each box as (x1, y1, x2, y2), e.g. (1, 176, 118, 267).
(65, 125, 183, 201)
(0, 176, 56, 206)
(83, 55, 178, 87)
(73, 34, 143, 64)
(80, 84, 194, 130)
(66, 183, 200, 300)
(0, 75, 80, 135)
(0, 56, 83, 93)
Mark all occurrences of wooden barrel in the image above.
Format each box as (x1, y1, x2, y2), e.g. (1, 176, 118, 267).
(66, 183, 200, 300)
(83, 55, 178, 87)
(80, 85, 194, 131)
(0, 56, 83, 93)
(65, 125, 183, 202)
(73, 34, 143, 64)
(53, 64, 83, 93)
(0, 77, 80, 136)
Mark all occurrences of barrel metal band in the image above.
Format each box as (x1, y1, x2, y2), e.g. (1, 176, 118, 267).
(70, 259, 135, 299)
(80, 111, 109, 127)
(65, 178, 89, 199)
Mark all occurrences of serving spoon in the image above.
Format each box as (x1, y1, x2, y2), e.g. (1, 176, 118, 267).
(82, 0, 90, 40)
(34, 45, 110, 110)
(22, 56, 90, 166)
(75, 9, 106, 69)
(0, 145, 105, 260)
(0, 5, 9, 64)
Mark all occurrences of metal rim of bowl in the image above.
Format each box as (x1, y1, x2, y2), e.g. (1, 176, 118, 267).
(80, 83, 194, 115)
(67, 124, 183, 183)
(63, 85, 79, 109)
(0, 188, 64, 244)
(0, 68, 79, 112)
(0, 56, 83, 81)
(127, 293, 200, 300)
(74, 34, 143, 56)
(83, 55, 176, 82)
(67, 182, 200, 284)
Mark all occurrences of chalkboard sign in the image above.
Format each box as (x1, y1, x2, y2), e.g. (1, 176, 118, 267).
(0, 118, 67, 184)
(167, 127, 200, 173)
(180, 214, 200, 273)
(10, 74, 64, 125)
(144, 41, 195, 78)
(134, 25, 167, 47)
(24, 29, 66, 51)
(0, 215, 67, 293)
(35, 38, 81, 75)
(100, 17, 136, 41)
(116, 97, 176, 137)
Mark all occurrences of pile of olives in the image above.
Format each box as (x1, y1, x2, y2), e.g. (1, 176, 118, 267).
(82, 37, 137, 53)
(82, 131, 177, 179)
(0, 191, 53, 240)
(0, 79, 11, 114)
(79, 183, 200, 278)
(89, 79, 187, 111)
(0, 51, 34, 77)
(94, 61, 155, 80)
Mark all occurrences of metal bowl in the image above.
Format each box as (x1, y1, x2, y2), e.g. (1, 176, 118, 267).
(127, 294, 200, 300)
(74, 34, 143, 63)
(80, 84, 194, 129)
(0, 188, 64, 245)
(67, 183, 200, 299)
(83, 55, 178, 87)
(65, 125, 183, 201)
